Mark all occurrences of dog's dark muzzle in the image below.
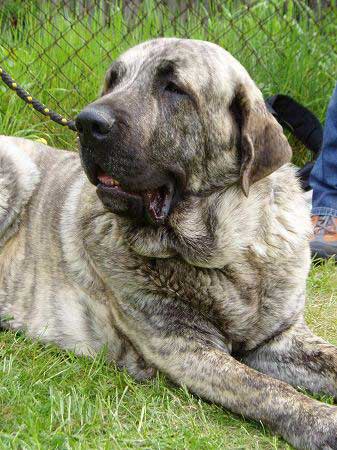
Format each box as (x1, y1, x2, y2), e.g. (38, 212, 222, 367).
(76, 104, 180, 225)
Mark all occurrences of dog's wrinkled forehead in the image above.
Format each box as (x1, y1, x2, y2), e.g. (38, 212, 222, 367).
(108, 38, 254, 102)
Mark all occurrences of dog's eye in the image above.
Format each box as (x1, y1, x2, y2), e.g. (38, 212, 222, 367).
(165, 82, 186, 96)
(103, 61, 126, 93)
(106, 71, 119, 89)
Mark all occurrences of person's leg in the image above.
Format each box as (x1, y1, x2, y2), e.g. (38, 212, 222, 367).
(309, 84, 337, 259)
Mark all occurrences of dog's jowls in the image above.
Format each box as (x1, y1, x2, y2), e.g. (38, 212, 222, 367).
(0, 39, 336, 448)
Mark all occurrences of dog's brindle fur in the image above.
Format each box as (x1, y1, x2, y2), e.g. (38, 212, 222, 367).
(1, 39, 337, 448)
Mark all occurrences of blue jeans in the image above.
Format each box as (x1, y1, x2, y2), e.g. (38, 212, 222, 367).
(310, 84, 337, 218)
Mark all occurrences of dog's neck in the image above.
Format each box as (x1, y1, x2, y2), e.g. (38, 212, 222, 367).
(74, 164, 311, 292)
(116, 181, 272, 268)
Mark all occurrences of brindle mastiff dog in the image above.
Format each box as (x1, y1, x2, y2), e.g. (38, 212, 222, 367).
(0, 38, 336, 448)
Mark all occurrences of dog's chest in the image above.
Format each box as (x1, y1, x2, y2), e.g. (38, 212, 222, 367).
(137, 258, 261, 336)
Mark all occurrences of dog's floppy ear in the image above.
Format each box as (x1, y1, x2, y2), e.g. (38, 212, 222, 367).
(233, 83, 292, 196)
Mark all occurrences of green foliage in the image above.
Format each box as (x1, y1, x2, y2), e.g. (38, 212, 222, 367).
(0, 0, 336, 160)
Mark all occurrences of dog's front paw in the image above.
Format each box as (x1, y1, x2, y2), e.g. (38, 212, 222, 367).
(292, 405, 337, 450)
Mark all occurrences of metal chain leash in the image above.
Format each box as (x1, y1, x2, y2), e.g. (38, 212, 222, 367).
(0, 66, 77, 132)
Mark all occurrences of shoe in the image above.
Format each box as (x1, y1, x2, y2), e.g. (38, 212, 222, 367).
(310, 215, 337, 260)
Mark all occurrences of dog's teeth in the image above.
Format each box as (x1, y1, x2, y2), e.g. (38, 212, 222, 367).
(107, 178, 120, 186)
(98, 173, 120, 187)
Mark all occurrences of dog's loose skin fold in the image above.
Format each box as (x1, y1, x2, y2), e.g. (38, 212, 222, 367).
(0, 39, 337, 448)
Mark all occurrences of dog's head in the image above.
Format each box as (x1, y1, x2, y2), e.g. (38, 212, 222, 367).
(77, 38, 291, 229)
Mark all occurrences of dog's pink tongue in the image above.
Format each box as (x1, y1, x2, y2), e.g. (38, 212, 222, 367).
(98, 173, 115, 186)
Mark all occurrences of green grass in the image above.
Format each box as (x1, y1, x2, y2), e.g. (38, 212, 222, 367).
(0, 1, 336, 448)
(0, 261, 335, 449)
(0, 0, 337, 160)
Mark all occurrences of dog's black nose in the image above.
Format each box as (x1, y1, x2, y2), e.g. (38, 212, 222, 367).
(76, 106, 115, 140)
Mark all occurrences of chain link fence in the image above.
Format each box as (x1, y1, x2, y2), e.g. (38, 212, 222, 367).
(0, 0, 336, 156)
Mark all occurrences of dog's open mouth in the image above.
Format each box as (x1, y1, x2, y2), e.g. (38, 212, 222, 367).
(96, 172, 174, 225)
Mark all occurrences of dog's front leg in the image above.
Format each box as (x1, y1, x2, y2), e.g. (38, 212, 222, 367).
(241, 319, 337, 400)
(118, 302, 337, 449)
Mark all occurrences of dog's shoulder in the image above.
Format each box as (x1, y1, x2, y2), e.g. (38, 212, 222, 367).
(0, 136, 43, 247)
(248, 163, 312, 281)
(0, 135, 74, 248)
